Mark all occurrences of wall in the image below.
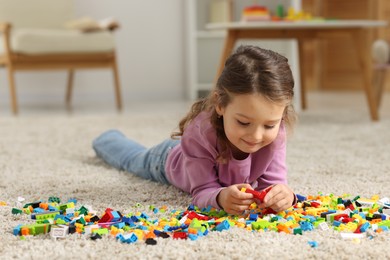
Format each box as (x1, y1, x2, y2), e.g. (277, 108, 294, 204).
(0, 0, 186, 108)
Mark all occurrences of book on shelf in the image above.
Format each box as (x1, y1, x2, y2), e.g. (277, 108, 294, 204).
(65, 17, 119, 32)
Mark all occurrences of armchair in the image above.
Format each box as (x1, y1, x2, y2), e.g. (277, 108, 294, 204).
(0, 0, 122, 114)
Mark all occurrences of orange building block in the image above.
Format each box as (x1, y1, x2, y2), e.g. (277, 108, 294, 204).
(39, 203, 48, 210)
(277, 223, 291, 234)
(145, 230, 156, 239)
(21, 227, 30, 236)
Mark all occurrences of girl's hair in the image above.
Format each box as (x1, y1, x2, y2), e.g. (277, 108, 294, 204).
(172, 45, 296, 163)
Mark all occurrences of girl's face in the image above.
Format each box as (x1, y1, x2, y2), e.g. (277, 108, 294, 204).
(216, 93, 286, 159)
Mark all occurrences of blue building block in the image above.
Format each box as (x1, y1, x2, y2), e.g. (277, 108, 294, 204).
(188, 233, 198, 241)
(308, 241, 318, 248)
(333, 220, 341, 227)
(296, 194, 307, 202)
(116, 233, 125, 242)
(216, 220, 230, 232)
(136, 225, 149, 231)
(124, 233, 138, 243)
(202, 205, 212, 213)
(68, 198, 77, 204)
(131, 216, 139, 222)
(360, 222, 370, 232)
(111, 211, 121, 222)
(249, 213, 258, 221)
(13, 224, 22, 236)
(379, 226, 389, 232)
(48, 205, 58, 211)
(66, 213, 75, 218)
(299, 221, 314, 231)
(302, 215, 316, 223)
(114, 222, 125, 229)
(140, 212, 149, 220)
(33, 208, 44, 213)
(122, 216, 133, 225)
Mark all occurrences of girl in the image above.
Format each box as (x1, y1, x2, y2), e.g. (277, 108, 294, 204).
(93, 45, 296, 215)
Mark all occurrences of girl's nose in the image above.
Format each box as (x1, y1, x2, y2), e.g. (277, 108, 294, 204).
(251, 126, 264, 141)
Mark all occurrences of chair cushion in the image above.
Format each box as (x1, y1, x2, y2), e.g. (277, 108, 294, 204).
(7, 29, 115, 54)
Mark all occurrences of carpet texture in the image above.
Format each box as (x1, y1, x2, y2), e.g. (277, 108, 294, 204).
(1, 92, 390, 259)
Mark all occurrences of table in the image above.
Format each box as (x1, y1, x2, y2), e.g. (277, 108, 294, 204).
(207, 20, 387, 121)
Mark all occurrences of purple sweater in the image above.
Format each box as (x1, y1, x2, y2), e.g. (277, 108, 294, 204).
(165, 111, 288, 209)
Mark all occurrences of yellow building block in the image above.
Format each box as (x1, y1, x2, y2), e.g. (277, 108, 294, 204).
(339, 222, 357, 232)
(306, 207, 328, 216)
(371, 195, 379, 201)
(133, 229, 144, 240)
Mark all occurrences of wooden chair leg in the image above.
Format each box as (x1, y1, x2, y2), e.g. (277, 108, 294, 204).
(373, 68, 386, 109)
(65, 69, 74, 106)
(112, 60, 122, 111)
(7, 66, 18, 115)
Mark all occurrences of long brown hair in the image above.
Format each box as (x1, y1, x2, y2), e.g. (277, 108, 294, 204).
(172, 45, 296, 162)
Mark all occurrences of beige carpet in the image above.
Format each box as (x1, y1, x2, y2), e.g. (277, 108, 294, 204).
(1, 91, 390, 259)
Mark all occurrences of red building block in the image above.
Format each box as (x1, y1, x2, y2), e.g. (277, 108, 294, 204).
(173, 232, 187, 240)
(245, 186, 273, 203)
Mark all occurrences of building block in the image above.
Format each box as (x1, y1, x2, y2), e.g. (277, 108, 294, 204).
(50, 225, 69, 238)
(308, 240, 318, 248)
(173, 231, 188, 240)
(215, 220, 230, 231)
(243, 186, 273, 203)
(12, 208, 23, 215)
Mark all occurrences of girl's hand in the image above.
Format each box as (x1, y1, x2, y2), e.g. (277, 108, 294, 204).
(217, 183, 254, 215)
(257, 184, 295, 213)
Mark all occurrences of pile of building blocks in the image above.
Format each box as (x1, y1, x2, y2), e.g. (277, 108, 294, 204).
(9, 193, 390, 245)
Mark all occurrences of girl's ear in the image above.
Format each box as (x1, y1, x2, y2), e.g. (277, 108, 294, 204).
(215, 105, 223, 117)
(213, 91, 224, 116)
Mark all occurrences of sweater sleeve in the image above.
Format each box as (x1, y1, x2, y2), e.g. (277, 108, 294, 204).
(179, 119, 225, 209)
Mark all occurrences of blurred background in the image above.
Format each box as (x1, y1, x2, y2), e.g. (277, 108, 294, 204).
(0, 0, 389, 114)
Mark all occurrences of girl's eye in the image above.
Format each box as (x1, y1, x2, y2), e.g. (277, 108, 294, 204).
(237, 120, 250, 126)
(265, 125, 275, 130)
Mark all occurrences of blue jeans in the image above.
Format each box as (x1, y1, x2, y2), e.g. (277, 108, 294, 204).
(92, 129, 180, 184)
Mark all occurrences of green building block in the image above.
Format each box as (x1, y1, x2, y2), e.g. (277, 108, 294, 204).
(48, 197, 61, 204)
(35, 211, 60, 224)
(293, 228, 302, 235)
(33, 224, 51, 235)
(378, 220, 390, 228)
(252, 219, 271, 230)
(55, 218, 66, 225)
(12, 208, 23, 215)
(59, 202, 75, 212)
(78, 206, 89, 215)
(93, 228, 109, 235)
(77, 217, 86, 225)
(21, 223, 51, 236)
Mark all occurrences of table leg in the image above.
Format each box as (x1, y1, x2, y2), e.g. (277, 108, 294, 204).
(214, 30, 237, 85)
(298, 39, 307, 110)
(353, 29, 379, 121)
